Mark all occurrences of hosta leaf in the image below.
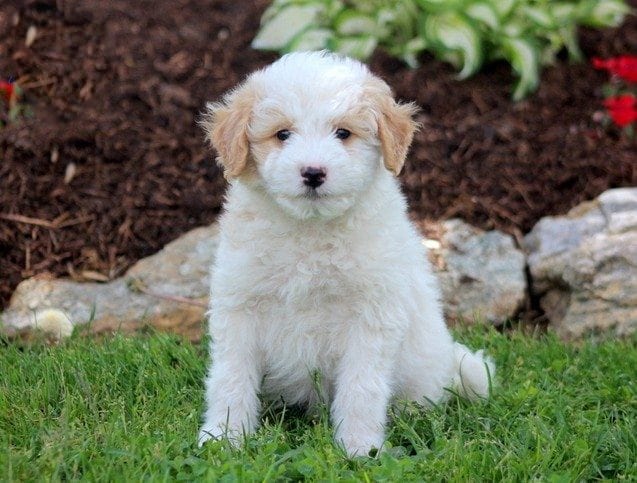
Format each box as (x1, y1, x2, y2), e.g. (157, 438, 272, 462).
(415, 0, 462, 13)
(252, 4, 325, 50)
(520, 5, 555, 29)
(327, 0, 345, 18)
(391, 37, 428, 68)
(492, 0, 518, 19)
(502, 18, 527, 38)
(550, 2, 578, 25)
(329, 36, 378, 59)
(288, 28, 333, 51)
(465, 2, 500, 30)
(559, 25, 583, 61)
(578, 0, 629, 28)
(383, 1, 420, 40)
(574, 0, 596, 20)
(539, 32, 563, 65)
(501, 37, 540, 101)
(539, 25, 582, 65)
(251, 0, 630, 100)
(392, 0, 420, 25)
(422, 12, 483, 79)
(377, 7, 395, 27)
(261, 0, 326, 24)
(334, 10, 379, 36)
(347, 0, 382, 15)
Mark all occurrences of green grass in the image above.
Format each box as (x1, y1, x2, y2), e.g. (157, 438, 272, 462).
(1, 326, 636, 481)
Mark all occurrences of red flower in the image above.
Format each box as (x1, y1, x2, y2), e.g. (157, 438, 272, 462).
(604, 94, 637, 127)
(0, 80, 14, 104)
(604, 94, 636, 110)
(592, 55, 637, 83)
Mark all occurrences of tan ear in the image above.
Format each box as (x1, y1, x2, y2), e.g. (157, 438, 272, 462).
(201, 83, 257, 178)
(377, 96, 420, 176)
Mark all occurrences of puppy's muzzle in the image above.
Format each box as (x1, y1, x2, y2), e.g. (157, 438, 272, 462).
(301, 166, 326, 189)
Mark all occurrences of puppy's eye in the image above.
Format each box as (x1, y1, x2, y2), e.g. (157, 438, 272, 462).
(335, 128, 351, 140)
(276, 129, 291, 141)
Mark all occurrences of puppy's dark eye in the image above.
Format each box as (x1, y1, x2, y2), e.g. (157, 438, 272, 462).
(335, 128, 351, 140)
(276, 129, 291, 141)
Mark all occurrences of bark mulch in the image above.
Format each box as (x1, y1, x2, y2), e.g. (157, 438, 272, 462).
(1, 0, 636, 309)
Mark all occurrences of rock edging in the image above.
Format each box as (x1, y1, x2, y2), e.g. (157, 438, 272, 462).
(2, 187, 634, 341)
(524, 188, 637, 340)
(1, 219, 527, 341)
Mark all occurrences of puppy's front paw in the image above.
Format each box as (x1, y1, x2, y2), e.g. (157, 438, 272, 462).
(197, 427, 217, 448)
(335, 428, 384, 458)
(197, 421, 246, 448)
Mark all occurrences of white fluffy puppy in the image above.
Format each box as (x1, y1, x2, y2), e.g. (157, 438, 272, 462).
(198, 51, 494, 457)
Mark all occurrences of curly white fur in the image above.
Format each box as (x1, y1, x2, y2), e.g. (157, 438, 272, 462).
(198, 51, 495, 457)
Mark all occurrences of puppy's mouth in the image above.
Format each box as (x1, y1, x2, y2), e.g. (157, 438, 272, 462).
(304, 188, 325, 200)
(274, 186, 352, 220)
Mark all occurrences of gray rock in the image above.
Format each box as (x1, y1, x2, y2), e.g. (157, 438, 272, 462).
(1, 217, 527, 340)
(1, 224, 218, 341)
(428, 219, 527, 325)
(524, 188, 637, 339)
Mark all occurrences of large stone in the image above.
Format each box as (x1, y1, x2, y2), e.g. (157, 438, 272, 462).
(524, 188, 637, 339)
(427, 219, 527, 325)
(1, 224, 219, 341)
(1, 218, 527, 341)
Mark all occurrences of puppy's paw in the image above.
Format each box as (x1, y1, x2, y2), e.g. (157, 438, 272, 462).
(197, 427, 217, 448)
(335, 429, 384, 458)
(197, 422, 245, 448)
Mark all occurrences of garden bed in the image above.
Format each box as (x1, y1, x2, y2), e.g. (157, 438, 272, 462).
(1, 0, 636, 309)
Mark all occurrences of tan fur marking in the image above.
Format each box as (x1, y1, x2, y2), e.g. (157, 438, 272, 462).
(201, 83, 258, 179)
(366, 79, 420, 175)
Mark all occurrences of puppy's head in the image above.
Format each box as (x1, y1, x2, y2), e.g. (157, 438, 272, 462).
(202, 51, 418, 220)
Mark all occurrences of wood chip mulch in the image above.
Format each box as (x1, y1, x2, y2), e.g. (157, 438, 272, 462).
(1, 0, 636, 309)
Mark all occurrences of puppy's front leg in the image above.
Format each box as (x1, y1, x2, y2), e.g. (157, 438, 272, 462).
(198, 310, 261, 447)
(331, 324, 399, 457)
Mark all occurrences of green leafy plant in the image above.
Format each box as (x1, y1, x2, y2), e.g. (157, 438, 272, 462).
(252, 0, 631, 100)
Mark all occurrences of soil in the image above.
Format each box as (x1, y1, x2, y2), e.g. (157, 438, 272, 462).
(1, 0, 636, 309)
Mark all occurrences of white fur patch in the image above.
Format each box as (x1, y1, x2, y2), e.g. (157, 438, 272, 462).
(199, 51, 494, 457)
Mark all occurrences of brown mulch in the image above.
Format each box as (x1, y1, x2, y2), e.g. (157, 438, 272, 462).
(1, 0, 636, 309)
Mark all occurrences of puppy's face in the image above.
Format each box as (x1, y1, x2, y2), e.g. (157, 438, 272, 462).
(203, 52, 418, 220)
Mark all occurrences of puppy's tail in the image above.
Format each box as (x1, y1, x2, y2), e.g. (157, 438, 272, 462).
(452, 343, 495, 400)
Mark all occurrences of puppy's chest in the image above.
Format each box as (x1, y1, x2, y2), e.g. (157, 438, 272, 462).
(254, 233, 363, 300)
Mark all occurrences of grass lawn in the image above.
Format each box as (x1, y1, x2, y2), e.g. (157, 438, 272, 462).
(1, 326, 635, 481)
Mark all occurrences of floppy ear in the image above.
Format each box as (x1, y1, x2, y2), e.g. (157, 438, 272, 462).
(367, 78, 419, 175)
(377, 96, 420, 176)
(201, 83, 257, 178)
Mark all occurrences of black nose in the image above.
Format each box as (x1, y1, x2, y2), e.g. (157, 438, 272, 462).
(301, 167, 326, 189)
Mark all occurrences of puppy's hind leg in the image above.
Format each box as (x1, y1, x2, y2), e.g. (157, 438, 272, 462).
(396, 291, 495, 405)
(395, 299, 459, 405)
(397, 319, 495, 405)
(451, 342, 495, 401)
